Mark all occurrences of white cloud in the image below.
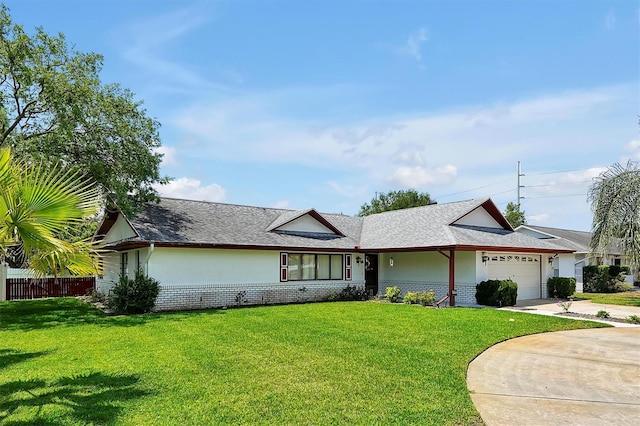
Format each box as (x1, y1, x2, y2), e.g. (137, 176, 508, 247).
(170, 83, 634, 230)
(396, 28, 428, 62)
(114, 8, 231, 95)
(155, 146, 178, 167)
(271, 200, 290, 209)
(156, 177, 226, 201)
(387, 164, 457, 188)
(527, 213, 550, 224)
(626, 139, 640, 160)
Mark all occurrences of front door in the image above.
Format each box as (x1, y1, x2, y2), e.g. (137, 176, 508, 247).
(365, 254, 378, 296)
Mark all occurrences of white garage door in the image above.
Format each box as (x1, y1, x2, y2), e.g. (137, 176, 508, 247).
(487, 253, 541, 300)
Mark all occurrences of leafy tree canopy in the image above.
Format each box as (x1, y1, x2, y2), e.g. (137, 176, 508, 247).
(0, 5, 168, 217)
(503, 202, 526, 228)
(357, 189, 434, 216)
(588, 160, 640, 269)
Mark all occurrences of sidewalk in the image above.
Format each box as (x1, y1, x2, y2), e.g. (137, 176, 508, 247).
(499, 298, 640, 328)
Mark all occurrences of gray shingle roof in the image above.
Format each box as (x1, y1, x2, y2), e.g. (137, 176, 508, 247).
(103, 197, 572, 253)
(518, 225, 622, 255)
(519, 225, 590, 252)
(127, 198, 362, 250)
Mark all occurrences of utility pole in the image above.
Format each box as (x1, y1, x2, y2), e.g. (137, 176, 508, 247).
(517, 161, 525, 205)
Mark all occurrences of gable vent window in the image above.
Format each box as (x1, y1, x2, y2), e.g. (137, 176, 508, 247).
(282, 253, 344, 281)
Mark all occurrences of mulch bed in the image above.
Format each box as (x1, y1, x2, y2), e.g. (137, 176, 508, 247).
(556, 312, 630, 324)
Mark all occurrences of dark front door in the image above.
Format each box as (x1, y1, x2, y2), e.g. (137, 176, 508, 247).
(364, 254, 378, 296)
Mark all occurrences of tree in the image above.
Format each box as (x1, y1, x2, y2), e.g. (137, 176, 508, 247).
(0, 5, 168, 217)
(358, 189, 434, 216)
(503, 202, 526, 228)
(588, 161, 640, 270)
(0, 147, 101, 277)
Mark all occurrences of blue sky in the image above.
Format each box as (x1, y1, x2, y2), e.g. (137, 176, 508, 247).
(7, 0, 639, 231)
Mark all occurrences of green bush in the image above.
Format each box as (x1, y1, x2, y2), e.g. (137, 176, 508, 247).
(626, 315, 640, 324)
(110, 269, 160, 314)
(475, 280, 501, 306)
(547, 277, 576, 298)
(417, 290, 436, 306)
(385, 286, 402, 303)
(403, 292, 418, 304)
(476, 279, 517, 306)
(596, 310, 610, 318)
(497, 280, 518, 306)
(583, 265, 628, 293)
(403, 290, 435, 306)
(329, 285, 370, 301)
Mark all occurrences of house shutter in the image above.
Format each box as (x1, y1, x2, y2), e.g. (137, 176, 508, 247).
(280, 252, 288, 282)
(345, 254, 352, 281)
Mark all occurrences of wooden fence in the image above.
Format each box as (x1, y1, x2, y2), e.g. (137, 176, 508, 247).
(5, 277, 96, 301)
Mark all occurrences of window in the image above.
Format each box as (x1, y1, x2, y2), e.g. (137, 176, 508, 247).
(121, 252, 128, 277)
(614, 258, 622, 266)
(282, 253, 344, 281)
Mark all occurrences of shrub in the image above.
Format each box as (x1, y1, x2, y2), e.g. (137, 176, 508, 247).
(403, 292, 418, 304)
(583, 265, 609, 293)
(497, 280, 518, 306)
(403, 290, 435, 306)
(613, 281, 634, 292)
(109, 269, 160, 314)
(583, 265, 629, 293)
(626, 315, 640, 324)
(547, 277, 576, 298)
(596, 310, 610, 318)
(329, 285, 370, 301)
(385, 286, 402, 303)
(476, 279, 517, 306)
(475, 280, 501, 306)
(417, 290, 436, 306)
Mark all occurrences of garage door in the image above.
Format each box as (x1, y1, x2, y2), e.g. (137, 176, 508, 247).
(487, 253, 541, 300)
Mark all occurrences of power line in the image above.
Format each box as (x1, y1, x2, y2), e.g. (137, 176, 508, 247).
(433, 178, 512, 199)
(525, 193, 587, 199)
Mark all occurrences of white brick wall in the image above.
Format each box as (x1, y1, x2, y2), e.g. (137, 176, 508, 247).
(154, 280, 365, 311)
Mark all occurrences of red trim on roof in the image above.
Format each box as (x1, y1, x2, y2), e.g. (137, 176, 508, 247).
(450, 198, 513, 231)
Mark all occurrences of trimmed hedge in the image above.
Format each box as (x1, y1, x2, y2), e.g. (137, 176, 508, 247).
(547, 277, 576, 298)
(475, 279, 518, 307)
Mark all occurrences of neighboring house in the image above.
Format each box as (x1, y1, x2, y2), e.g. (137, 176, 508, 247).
(95, 197, 572, 311)
(515, 225, 632, 290)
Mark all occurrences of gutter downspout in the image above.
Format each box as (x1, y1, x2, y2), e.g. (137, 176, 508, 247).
(145, 243, 155, 276)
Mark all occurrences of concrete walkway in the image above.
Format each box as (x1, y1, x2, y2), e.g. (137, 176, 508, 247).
(467, 327, 640, 425)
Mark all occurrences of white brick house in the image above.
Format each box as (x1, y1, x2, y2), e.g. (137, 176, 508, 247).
(95, 197, 571, 311)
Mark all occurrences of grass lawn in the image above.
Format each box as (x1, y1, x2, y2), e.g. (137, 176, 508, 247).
(573, 291, 640, 307)
(0, 298, 606, 425)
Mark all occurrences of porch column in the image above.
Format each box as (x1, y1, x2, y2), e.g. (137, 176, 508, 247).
(448, 250, 456, 307)
(438, 250, 456, 307)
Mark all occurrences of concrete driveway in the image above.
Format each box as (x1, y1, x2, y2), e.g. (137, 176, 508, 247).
(467, 328, 640, 425)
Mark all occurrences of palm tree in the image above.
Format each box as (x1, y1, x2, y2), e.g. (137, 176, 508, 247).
(588, 160, 640, 270)
(0, 147, 102, 277)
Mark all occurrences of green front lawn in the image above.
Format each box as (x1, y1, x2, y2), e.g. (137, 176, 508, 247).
(573, 290, 640, 306)
(0, 298, 605, 425)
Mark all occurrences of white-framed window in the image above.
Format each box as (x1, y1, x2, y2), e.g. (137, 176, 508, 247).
(280, 253, 344, 281)
(121, 252, 128, 278)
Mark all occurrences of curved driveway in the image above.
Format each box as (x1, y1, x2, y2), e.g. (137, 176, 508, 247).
(467, 328, 640, 425)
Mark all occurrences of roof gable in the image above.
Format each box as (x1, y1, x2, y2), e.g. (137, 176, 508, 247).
(94, 210, 138, 243)
(267, 209, 345, 236)
(451, 199, 513, 231)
